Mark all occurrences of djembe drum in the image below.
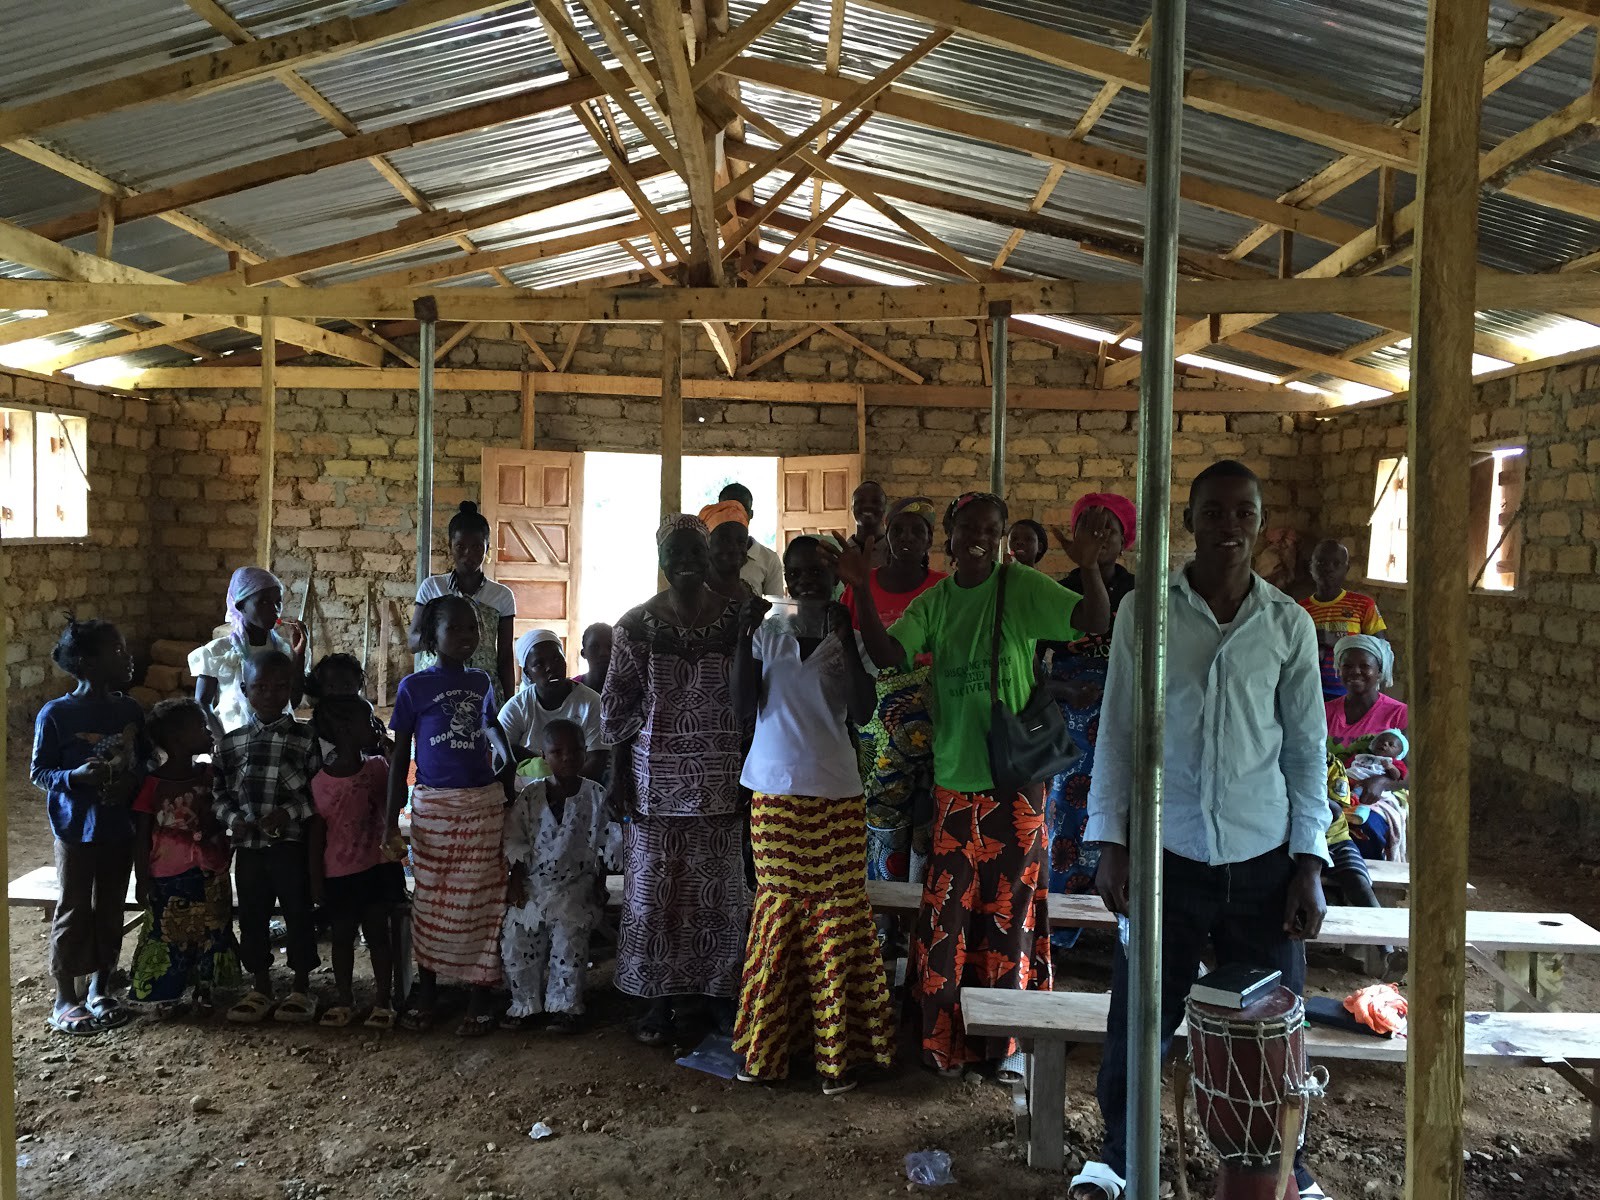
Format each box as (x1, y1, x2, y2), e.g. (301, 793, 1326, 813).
(1181, 986, 1323, 1200)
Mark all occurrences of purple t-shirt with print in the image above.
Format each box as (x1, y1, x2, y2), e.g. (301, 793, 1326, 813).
(390, 665, 498, 789)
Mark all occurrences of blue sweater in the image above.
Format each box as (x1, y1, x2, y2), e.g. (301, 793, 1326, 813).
(30, 693, 147, 842)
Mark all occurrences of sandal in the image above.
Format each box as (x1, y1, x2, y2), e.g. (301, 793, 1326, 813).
(318, 1005, 355, 1028)
(226, 991, 274, 1025)
(85, 996, 132, 1031)
(398, 1005, 436, 1032)
(363, 1007, 397, 1031)
(546, 1012, 582, 1036)
(455, 1013, 496, 1038)
(499, 1012, 542, 1031)
(995, 1048, 1027, 1085)
(633, 1000, 673, 1047)
(47, 1004, 101, 1037)
(273, 992, 317, 1024)
(1068, 1161, 1126, 1200)
(821, 1076, 858, 1096)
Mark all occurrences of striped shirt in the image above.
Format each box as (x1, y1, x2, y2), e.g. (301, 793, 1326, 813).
(1298, 589, 1386, 699)
(212, 713, 321, 850)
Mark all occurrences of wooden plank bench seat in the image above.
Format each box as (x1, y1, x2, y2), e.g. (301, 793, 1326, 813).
(864, 880, 1579, 953)
(960, 986, 1600, 1170)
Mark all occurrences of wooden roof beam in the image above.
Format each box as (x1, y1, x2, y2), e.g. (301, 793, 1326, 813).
(0, 0, 520, 144)
(641, 0, 725, 282)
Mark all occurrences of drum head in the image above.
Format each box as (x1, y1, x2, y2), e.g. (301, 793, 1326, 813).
(1189, 984, 1300, 1024)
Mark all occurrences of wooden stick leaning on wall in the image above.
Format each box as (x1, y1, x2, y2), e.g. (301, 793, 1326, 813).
(257, 315, 278, 569)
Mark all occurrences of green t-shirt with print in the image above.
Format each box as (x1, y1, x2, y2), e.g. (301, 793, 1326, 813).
(888, 563, 1083, 793)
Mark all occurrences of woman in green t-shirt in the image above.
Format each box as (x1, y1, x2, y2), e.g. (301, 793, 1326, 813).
(839, 492, 1113, 1076)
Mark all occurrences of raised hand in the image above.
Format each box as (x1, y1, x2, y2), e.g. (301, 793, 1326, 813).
(738, 594, 772, 637)
(832, 537, 874, 589)
(1065, 506, 1115, 568)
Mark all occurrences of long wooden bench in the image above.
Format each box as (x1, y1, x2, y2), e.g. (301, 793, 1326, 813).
(960, 987, 1600, 1170)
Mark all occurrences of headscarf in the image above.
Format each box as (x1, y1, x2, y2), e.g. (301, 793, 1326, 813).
(515, 628, 561, 671)
(887, 495, 937, 533)
(943, 491, 1008, 533)
(1376, 728, 1409, 761)
(697, 501, 749, 532)
(657, 513, 709, 546)
(226, 566, 282, 646)
(1333, 633, 1394, 689)
(1071, 492, 1137, 545)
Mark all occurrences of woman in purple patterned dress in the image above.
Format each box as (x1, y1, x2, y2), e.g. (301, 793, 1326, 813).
(601, 514, 750, 1046)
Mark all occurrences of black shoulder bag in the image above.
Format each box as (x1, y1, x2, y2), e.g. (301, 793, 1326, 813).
(986, 564, 1081, 793)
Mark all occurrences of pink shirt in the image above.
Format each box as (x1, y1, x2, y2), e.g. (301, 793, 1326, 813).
(311, 758, 389, 879)
(1325, 692, 1408, 754)
(134, 770, 230, 878)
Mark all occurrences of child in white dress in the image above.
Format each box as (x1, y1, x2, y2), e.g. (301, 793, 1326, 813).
(500, 720, 609, 1033)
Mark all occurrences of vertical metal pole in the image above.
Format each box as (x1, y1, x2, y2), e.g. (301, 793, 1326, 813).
(988, 300, 1010, 496)
(1127, 0, 1185, 1195)
(256, 315, 276, 570)
(0, 538, 15, 1200)
(1405, 1, 1484, 1197)
(415, 297, 438, 589)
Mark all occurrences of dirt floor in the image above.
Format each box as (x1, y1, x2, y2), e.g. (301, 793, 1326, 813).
(7, 756, 1600, 1200)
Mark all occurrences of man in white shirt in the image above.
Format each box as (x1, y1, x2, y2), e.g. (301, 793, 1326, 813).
(720, 482, 785, 597)
(1070, 460, 1330, 1200)
(498, 629, 607, 781)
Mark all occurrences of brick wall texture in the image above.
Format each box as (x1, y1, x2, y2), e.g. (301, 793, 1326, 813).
(4, 326, 1596, 841)
(0, 370, 157, 731)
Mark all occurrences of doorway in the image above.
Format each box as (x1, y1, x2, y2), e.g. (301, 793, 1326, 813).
(577, 452, 780, 630)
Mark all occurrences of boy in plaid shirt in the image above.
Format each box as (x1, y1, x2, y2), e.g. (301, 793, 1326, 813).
(212, 648, 321, 1024)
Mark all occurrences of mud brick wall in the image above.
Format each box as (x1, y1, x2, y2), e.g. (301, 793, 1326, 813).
(0, 369, 158, 736)
(1310, 364, 1600, 842)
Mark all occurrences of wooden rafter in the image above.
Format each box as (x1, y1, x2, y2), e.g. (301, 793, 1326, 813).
(819, 323, 924, 383)
(0, 0, 520, 144)
(692, 0, 801, 84)
(719, 111, 869, 258)
(1105, 95, 1600, 386)
(1224, 16, 1590, 263)
(0, 218, 381, 366)
(640, 0, 725, 281)
(728, 58, 1369, 247)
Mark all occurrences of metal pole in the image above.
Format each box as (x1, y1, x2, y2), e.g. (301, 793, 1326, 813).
(1127, 0, 1185, 1194)
(415, 296, 438, 589)
(989, 300, 1009, 496)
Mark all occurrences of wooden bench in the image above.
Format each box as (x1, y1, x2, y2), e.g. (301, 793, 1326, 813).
(866, 881, 1588, 1000)
(1361, 859, 1475, 898)
(960, 987, 1600, 1170)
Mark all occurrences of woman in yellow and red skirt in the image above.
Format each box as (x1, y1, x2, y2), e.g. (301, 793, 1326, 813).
(731, 537, 893, 1094)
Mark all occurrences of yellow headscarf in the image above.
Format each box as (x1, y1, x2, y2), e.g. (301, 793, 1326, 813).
(698, 501, 750, 532)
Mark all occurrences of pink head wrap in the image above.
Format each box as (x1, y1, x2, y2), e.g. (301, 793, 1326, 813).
(1071, 493, 1137, 545)
(226, 566, 282, 646)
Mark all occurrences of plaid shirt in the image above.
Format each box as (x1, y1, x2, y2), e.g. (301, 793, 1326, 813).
(212, 713, 321, 850)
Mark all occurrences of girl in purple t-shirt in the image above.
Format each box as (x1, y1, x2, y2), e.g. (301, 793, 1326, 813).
(388, 595, 516, 1036)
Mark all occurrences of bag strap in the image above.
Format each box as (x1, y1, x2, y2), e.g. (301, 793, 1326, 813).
(990, 563, 1009, 709)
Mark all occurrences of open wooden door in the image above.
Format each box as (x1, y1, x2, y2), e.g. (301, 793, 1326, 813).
(776, 454, 859, 549)
(482, 449, 584, 659)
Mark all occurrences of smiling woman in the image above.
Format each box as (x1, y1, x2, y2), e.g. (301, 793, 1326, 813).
(839, 492, 1112, 1076)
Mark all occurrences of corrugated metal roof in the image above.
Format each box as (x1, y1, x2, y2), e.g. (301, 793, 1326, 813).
(4, 0, 1600, 385)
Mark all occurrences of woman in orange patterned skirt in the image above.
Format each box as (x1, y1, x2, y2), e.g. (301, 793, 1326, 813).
(840, 494, 1112, 1075)
(731, 537, 893, 1093)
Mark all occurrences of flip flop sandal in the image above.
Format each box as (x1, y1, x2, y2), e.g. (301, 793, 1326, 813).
(1068, 1161, 1126, 1200)
(226, 991, 274, 1025)
(273, 992, 317, 1024)
(1300, 1185, 1329, 1199)
(498, 1013, 541, 1031)
(318, 1005, 355, 1028)
(821, 1077, 858, 1096)
(995, 1048, 1028, 1085)
(47, 1005, 101, 1037)
(86, 997, 132, 1030)
(455, 1013, 496, 1038)
(398, 1005, 436, 1032)
(632, 1019, 672, 1047)
(363, 1007, 397, 1031)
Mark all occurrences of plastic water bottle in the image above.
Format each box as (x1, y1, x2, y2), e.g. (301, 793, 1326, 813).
(1117, 913, 1131, 950)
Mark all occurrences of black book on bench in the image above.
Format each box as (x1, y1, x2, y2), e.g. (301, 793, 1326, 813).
(1189, 965, 1283, 1009)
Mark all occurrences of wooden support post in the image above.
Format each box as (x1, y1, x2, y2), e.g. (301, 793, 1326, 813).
(520, 371, 536, 449)
(855, 385, 867, 480)
(1405, 1, 1486, 1198)
(0, 483, 16, 1200)
(1376, 166, 1397, 251)
(257, 315, 277, 568)
(660, 320, 683, 519)
(1026, 1040, 1066, 1169)
(96, 196, 116, 260)
(1278, 229, 1295, 279)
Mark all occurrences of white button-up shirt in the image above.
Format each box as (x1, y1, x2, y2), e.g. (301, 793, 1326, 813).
(1085, 569, 1331, 867)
